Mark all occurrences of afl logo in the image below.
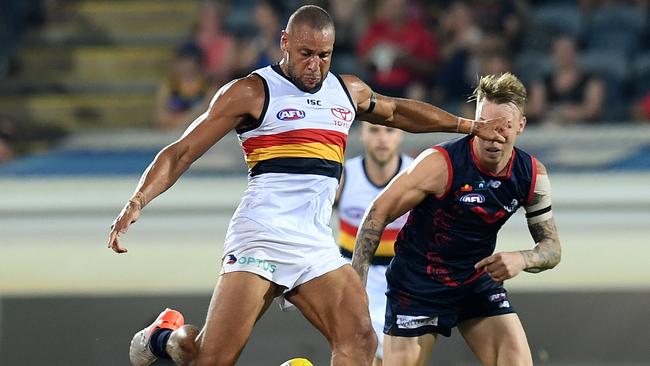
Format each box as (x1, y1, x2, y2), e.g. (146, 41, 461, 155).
(344, 207, 366, 219)
(331, 107, 353, 122)
(226, 254, 237, 264)
(460, 193, 485, 203)
(277, 108, 305, 121)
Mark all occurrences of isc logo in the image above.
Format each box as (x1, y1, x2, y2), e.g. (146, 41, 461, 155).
(276, 108, 306, 121)
(460, 193, 485, 203)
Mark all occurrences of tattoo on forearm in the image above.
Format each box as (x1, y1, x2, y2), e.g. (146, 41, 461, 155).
(351, 208, 384, 286)
(520, 218, 561, 273)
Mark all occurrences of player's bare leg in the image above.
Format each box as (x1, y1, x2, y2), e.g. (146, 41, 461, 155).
(286, 264, 377, 366)
(133, 271, 278, 366)
(458, 313, 532, 366)
(382, 333, 436, 366)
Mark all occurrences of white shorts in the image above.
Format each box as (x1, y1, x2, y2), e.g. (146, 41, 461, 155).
(222, 216, 348, 310)
(343, 257, 389, 359)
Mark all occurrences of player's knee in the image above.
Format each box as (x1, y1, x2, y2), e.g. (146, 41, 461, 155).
(332, 319, 377, 359)
(167, 325, 200, 364)
(496, 338, 532, 366)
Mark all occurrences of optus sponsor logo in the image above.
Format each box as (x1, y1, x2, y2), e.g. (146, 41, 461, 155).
(226, 254, 237, 264)
(235, 256, 277, 273)
(276, 108, 305, 121)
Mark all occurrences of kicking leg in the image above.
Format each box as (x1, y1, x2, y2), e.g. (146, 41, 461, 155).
(458, 313, 532, 366)
(285, 264, 377, 366)
(131, 271, 278, 366)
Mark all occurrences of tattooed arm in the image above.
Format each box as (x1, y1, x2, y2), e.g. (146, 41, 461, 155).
(475, 160, 561, 281)
(520, 161, 561, 272)
(520, 217, 561, 273)
(352, 208, 386, 286)
(351, 148, 450, 285)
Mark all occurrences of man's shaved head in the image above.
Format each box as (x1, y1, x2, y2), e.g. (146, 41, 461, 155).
(279, 5, 335, 92)
(286, 5, 334, 34)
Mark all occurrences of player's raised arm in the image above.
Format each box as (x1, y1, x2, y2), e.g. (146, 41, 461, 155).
(108, 75, 265, 253)
(351, 149, 449, 285)
(341, 75, 507, 142)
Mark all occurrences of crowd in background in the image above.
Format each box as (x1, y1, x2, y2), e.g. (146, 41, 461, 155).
(2, 0, 650, 146)
(155, 0, 650, 130)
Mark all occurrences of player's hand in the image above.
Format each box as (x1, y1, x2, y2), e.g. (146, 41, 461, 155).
(108, 201, 141, 254)
(472, 116, 508, 143)
(474, 251, 526, 282)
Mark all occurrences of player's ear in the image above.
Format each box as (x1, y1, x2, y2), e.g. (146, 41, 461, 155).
(518, 116, 527, 134)
(280, 30, 289, 53)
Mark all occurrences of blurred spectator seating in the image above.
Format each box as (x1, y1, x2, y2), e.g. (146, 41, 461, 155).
(527, 36, 606, 125)
(586, 4, 646, 57)
(524, 3, 584, 52)
(155, 43, 212, 130)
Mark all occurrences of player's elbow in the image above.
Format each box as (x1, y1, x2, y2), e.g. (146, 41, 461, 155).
(365, 201, 393, 227)
(548, 241, 562, 269)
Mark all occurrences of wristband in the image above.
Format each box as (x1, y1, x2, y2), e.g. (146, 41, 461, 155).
(129, 191, 147, 209)
(365, 91, 376, 114)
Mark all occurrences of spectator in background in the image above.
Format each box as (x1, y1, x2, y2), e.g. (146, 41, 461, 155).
(471, 0, 528, 53)
(433, 1, 483, 108)
(155, 44, 212, 130)
(527, 36, 605, 125)
(329, 0, 370, 70)
(357, 0, 439, 98)
(193, 0, 236, 85)
(235, 0, 284, 77)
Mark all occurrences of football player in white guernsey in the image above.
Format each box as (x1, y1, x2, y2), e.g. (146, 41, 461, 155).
(335, 122, 413, 366)
(108, 5, 508, 366)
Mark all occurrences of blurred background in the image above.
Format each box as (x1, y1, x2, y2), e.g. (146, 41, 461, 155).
(0, 0, 649, 365)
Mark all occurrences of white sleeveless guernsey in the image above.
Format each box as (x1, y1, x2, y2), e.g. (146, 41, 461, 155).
(222, 65, 356, 296)
(338, 154, 414, 262)
(337, 154, 413, 358)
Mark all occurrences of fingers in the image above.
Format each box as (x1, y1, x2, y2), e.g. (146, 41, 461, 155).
(107, 204, 141, 254)
(474, 118, 507, 143)
(108, 230, 128, 254)
(108, 218, 131, 254)
(475, 255, 495, 269)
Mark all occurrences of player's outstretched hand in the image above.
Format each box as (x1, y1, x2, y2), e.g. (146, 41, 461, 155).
(472, 116, 508, 143)
(108, 201, 141, 254)
(475, 251, 526, 282)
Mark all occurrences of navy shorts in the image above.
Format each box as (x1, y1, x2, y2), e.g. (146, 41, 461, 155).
(384, 273, 515, 337)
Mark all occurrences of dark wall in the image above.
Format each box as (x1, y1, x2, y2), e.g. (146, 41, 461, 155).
(1, 291, 648, 365)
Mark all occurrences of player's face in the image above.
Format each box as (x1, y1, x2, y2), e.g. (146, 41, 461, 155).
(280, 24, 334, 92)
(474, 100, 526, 165)
(361, 123, 403, 166)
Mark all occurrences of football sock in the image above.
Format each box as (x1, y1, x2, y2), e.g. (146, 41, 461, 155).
(149, 328, 172, 359)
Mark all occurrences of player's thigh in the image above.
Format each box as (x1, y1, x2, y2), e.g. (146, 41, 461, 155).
(458, 313, 532, 366)
(383, 334, 436, 366)
(196, 271, 278, 358)
(285, 264, 372, 343)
